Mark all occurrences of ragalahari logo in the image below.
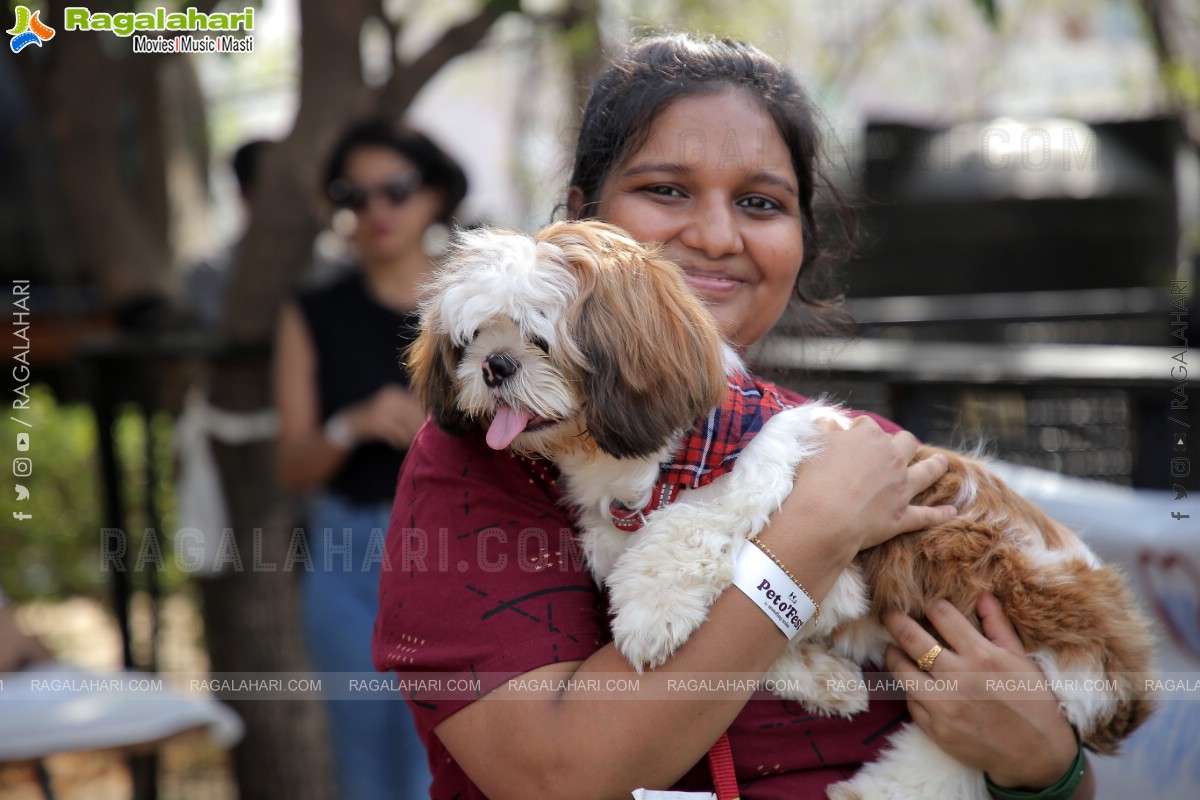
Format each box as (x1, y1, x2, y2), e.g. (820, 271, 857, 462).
(9, 5, 55, 53)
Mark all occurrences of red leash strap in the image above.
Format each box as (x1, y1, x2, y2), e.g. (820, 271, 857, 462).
(707, 731, 739, 800)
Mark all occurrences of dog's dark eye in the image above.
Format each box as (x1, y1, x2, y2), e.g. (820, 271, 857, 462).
(530, 336, 550, 354)
(472, 329, 480, 340)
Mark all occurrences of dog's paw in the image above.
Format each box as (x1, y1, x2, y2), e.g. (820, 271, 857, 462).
(611, 589, 709, 669)
(765, 647, 868, 718)
(606, 527, 729, 669)
(805, 682, 869, 718)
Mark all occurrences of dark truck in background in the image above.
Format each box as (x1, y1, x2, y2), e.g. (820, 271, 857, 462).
(765, 117, 1194, 490)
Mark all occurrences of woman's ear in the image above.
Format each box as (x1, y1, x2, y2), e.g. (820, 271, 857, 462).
(566, 186, 587, 221)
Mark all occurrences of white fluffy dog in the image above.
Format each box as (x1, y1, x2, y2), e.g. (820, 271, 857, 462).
(408, 220, 1154, 799)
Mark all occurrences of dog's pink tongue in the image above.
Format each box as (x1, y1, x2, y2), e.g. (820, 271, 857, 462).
(486, 406, 532, 450)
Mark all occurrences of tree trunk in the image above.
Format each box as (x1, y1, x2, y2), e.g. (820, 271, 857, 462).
(21, 1, 173, 307)
(200, 2, 373, 797)
(198, 383, 336, 799)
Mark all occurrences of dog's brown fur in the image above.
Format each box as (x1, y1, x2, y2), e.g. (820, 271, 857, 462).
(852, 446, 1155, 753)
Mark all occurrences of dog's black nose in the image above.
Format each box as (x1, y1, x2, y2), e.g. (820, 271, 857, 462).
(482, 353, 519, 387)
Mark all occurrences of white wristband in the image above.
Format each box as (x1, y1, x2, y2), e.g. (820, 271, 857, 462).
(323, 412, 357, 450)
(732, 542, 817, 639)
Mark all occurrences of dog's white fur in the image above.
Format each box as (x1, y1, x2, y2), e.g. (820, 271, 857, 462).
(409, 221, 1154, 799)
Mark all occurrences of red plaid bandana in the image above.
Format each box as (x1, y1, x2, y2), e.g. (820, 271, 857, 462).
(609, 370, 796, 531)
(663, 369, 797, 488)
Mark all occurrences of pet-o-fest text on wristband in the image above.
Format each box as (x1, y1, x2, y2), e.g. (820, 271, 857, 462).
(732, 537, 820, 639)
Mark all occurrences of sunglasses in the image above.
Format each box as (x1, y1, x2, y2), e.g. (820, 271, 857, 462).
(327, 174, 422, 212)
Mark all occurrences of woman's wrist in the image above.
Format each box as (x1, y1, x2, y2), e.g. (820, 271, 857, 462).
(984, 729, 1089, 796)
(731, 538, 820, 638)
(323, 411, 358, 450)
(985, 734, 1086, 800)
(754, 515, 856, 605)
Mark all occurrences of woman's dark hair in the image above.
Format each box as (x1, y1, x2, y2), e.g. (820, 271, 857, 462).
(569, 33, 856, 336)
(324, 119, 469, 225)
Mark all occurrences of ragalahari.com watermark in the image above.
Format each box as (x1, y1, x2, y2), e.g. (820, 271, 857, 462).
(4, 670, 1196, 703)
(99, 526, 590, 576)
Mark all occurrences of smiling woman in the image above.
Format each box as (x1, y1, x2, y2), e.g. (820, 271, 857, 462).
(374, 33, 1095, 800)
(581, 90, 805, 349)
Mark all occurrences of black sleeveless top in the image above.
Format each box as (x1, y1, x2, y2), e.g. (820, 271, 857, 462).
(296, 271, 421, 505)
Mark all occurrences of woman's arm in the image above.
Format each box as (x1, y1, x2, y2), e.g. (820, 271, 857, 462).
(272, 302, 426, 491)
(437, 593, 796, 799)
(884, 594, 1095, 800)
(434, 419, 956, 800)
(273, 302, 354, 491)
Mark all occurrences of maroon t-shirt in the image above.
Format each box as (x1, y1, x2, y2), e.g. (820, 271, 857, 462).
(373, 388, 909, 799)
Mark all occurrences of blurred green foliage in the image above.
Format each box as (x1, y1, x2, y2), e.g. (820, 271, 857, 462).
(1164, 58, 1200, 107)
(973, 0, 999, 26)
(1, 385, 186, 603)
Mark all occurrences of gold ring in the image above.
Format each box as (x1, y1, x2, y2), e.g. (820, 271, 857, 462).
(917, 644, 943, 672)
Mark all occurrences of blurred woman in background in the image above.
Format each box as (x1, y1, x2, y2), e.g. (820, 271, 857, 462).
(273, 119, 468, 800)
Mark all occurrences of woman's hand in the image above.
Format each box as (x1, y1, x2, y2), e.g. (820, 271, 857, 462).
(884, 593, 1091, 795)
(756, 416, 955, 604)
(274, 302, 426, 492)
(783, 417, 956, 556)
(344, 384, 425, 450)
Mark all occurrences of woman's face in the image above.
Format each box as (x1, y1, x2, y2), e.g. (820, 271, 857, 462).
(338, 146, 442, 264)
(588, 88, 804, 350)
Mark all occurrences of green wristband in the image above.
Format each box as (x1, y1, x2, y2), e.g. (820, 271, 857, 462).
(985, 737, 1086, 800)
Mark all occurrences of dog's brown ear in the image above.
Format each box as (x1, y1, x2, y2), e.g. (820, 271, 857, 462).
(552, 222, 727, 459)
(405, 327, 471, 435)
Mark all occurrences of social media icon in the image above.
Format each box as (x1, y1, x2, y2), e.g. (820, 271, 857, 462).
(12, 457, 31, 477)
(1175, 484, 1190, 501)
(14, 484, 29, 501)
(12, 510, 32, 521)
(1174, 433, 1188, 452)
(16, 432, 29, 451)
